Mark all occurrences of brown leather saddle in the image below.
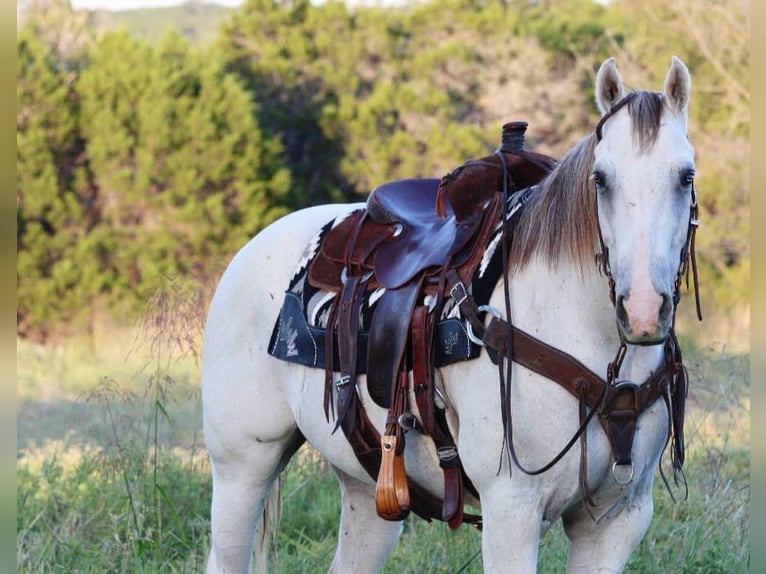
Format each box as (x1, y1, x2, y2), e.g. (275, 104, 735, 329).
(306, 122, 557, 528)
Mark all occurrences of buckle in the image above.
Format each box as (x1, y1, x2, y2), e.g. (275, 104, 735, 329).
(335, 375, 351, 388)
(450, 281, 469, 306)
(397, 412, 422, 433)
(607, 380, 641, 414)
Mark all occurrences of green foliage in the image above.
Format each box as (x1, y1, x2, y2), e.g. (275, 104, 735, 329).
(17, 441, 211, 572)
(18, 276, 210, 572)
(16, 27, 95, 339)
(18, 17, 291, 338)
(76, 29, 290, 316)
(17, 443, 748, 572)
(17, 0, 749, 342)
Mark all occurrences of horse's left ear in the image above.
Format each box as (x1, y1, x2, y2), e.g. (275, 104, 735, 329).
(664, 56, 691, 115)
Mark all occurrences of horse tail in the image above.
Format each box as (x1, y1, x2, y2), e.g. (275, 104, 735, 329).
(253, 474, 283, 574)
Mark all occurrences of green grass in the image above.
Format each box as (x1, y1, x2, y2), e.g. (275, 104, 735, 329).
(17, 440, 747, 572)
(17, 332, 749, 572)
(272, 444, 750, 573)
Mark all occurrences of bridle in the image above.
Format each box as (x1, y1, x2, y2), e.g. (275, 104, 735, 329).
(594, 92, 702, 322)
(456, 95, 702, 508)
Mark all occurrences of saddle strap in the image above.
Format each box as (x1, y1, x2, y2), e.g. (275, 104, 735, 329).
(412, 305, 469, 529)
(338, 379, 481, 527)
(331, 273, 366, 433)
(453, 281, 682, 484)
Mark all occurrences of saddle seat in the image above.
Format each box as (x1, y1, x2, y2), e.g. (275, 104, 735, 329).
(366, 178, 485, 289)
(366, 177, 446, 225)
(307, 177, 488, 293)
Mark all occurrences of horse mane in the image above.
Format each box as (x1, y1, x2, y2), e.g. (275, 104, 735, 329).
(510, 90, 665, 272)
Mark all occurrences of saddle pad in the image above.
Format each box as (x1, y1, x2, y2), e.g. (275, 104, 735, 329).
(267, 186, 535, 372)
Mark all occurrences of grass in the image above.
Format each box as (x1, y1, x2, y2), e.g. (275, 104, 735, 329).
(16, 436, 748, 572)
(16, 280, 749, 572)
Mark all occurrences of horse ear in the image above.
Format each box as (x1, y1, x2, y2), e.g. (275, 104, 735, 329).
(664, 55, 691, 115)
(595, 57, 625, 116)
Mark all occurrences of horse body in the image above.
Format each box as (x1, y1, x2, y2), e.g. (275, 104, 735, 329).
(202, 57, 696, 573)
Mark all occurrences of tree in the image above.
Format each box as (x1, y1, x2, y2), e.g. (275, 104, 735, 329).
(16, 28, 96, 339)
(77, 29, 292, 315)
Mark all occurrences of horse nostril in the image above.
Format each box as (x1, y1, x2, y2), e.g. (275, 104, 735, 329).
(659, 292, 673, 323)
(615, 295, 629, 326)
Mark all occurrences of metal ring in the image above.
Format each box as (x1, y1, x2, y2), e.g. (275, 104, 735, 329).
(434, 384, 450, 411)
(465, 321, 484, 346)
(465, 305, 504, 346)
(477, 305, 503, 318)
(611, 461, 635, 485)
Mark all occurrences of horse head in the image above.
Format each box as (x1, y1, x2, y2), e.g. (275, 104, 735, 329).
(592, 56, 696, 345)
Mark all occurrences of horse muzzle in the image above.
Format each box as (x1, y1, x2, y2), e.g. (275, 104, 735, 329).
(615, 290, 673, 345)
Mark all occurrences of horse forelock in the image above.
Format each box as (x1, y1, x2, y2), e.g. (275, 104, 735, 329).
(627, 91, 665, 152)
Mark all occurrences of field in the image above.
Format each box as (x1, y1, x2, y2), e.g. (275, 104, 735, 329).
(17, 325, 749, 572)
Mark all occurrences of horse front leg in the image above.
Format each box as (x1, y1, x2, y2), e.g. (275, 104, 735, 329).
(479, 480, 545, 573)
(329, 467, 403, 574)
(562, 472, 655, 574)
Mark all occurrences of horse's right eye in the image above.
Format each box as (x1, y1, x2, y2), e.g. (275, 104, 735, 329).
(592, 171, 607, 191)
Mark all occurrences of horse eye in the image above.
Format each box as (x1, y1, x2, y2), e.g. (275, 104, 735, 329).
(592, 171, 606, 190)
(680, 169, 695, 188)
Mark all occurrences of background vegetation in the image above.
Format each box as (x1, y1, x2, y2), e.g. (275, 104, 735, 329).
(17, 0, 749, 571)
(17, 0, 749, 348)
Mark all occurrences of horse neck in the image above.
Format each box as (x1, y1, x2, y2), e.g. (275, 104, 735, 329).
(493, 256, 607, 369)
(501, 255, 666, 381)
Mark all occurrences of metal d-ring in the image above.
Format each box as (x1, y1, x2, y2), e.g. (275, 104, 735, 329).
(611, 461, 635, 485)
(465, 305, 503, 346)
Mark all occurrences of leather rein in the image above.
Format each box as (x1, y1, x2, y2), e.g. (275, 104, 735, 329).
(452, 98, 701, 505)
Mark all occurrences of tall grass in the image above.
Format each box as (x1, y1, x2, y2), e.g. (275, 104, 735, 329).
(16, 277, 749, 572)
(17, 276, 210, 572)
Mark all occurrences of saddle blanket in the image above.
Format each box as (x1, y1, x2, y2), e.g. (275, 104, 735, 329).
(267, 186, 534, 372)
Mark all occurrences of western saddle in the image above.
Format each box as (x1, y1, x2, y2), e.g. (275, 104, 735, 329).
(307, 122, 557, 528)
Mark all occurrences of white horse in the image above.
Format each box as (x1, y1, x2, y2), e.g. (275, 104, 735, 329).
(201, 56, 697, 573)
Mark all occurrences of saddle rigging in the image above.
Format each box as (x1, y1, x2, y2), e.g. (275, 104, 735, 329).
(308, 122, 556, 528)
